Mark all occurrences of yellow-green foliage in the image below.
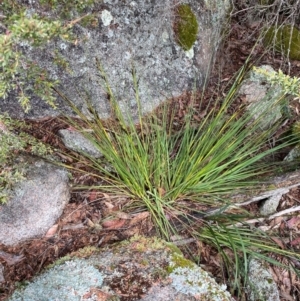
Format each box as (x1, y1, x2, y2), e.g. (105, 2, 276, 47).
(0, 0, 95, 112)
(173, 4, 198, 51)
(0, 114, 53, 203)
(252, 66, 300, 98)
(293, 121, 300, 140)
(39, 0, 95, 19)
(127, 235, 168, 252)
(263, 25, 300, 60)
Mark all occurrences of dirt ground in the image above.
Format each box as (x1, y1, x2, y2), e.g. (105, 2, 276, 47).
(1, 4, 300, 301)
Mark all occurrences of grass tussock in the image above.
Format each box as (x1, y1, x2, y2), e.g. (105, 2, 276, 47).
(55, 59, 299, 291)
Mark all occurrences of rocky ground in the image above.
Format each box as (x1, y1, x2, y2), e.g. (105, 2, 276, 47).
(1, 5, 300, 301)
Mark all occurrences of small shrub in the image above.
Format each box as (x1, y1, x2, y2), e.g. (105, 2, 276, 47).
(0, 114, 53, 203)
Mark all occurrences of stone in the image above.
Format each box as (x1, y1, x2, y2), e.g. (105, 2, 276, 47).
(0, 263, 4, 283)
(284, 145, 300, 161)
(7, 236, 234, 301)
(259, 191, 286, 216)
(0, 1, 231, 120)
(59, 128, 103, 158)
(239, 65, 283, 130)
(8, 259, 104, 301)
(246, 259, 280, 301)
(0, 156, 70, 246)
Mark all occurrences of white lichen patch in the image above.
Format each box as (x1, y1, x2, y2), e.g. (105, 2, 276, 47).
(8, 259, 104, 301)
(185, 47, 194, 59)
(246, 259, 280, 301)
(101, 9, 113, 26)
(161, 31, 169, 43)
(169, 266, 233, 301)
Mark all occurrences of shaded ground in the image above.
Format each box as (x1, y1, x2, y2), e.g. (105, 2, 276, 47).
(1, 5, 300, 301)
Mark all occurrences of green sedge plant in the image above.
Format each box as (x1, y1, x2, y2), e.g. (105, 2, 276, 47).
(55, 59, 299, 291)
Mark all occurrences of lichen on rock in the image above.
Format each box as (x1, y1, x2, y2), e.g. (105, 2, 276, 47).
(7, 235, 234, 301)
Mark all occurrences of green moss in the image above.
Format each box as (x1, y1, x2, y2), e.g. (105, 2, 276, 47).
(167, 252, 195, 273)
(46, 246, 99, 270)
(173, 4, 198, 51)
(70, 246, 99, 258)
(46, 255, 72, 270)
(127, 235, 169, 252)
(39, 0, 96, 20)
(263, 25, 300, 60)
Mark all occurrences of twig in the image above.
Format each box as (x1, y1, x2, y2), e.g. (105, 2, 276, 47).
(268, 205, 300, 220)
(204, 170, 300, 218)
(230, 206, 300, 229)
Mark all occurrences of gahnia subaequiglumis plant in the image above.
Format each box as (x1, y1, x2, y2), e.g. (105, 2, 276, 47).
(55, 60, 299, 291)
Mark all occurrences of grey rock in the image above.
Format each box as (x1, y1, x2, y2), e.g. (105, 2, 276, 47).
(59, 129, 103, 158)
(259, 191, 286, 216)
(239, 65, 283, 129)
(246, 259, 280, 301)
(7, 236, 234, 301)
(0, 1, 230, 120)
(8, 258, 104, 301)
(284, 146, 300, 161)
(0, 157, 69, 246)
(0, 263, 4, 283)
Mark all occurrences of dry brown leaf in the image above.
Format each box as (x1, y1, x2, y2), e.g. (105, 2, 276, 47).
(103, 201, 114, 210)
(0, 121, 8, 133)
(88, 288, 115, 301)
(88, 190, 98, 201)
(269, 216, 284, 228)
(102, 219, 126, 229)
(86, 218, 102, 232)
(62, 223, 85, 231)
(269, 266, 279, 283)
(102, 193, 111, 200)
(258, 225, 271, 231)
(290, 236, 300, 246)
(282, 270, 292, 288)
(280, 292, 295, 301)
(170, 235, 185, 242)
(270, 236, 286, 249)
(129, 212, 150, 225)
(158, 187, 166, 197)
(116, 211, 131, 220)
(86, 218, 95, 228)
(286, 216, 300, 229)
(123, 227, 140, 237)
(0, 251, 24, 265)
(44, 224, 58, 238)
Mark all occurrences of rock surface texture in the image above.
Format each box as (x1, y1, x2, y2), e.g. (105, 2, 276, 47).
(0, 157, 69, 246)
(239, 65, 285, 129)
(0, 0, 230, 119)
(59, 128, 103, 158)
(246, 259, 280, 301)
(7, 236, 235, 301)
